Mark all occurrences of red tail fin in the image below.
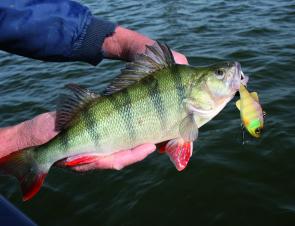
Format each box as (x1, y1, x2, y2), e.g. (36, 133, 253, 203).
(0, 149, 47, 201)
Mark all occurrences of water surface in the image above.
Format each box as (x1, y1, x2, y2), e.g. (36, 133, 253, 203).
(1, 0, 295, 225)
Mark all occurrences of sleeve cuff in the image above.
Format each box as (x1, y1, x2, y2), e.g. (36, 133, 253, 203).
(72, 17, 116, 65)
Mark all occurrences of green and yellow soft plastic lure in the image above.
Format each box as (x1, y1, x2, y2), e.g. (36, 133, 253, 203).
(236, 84, 265, 138)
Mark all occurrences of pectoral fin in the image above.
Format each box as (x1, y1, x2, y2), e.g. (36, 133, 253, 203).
(161, 139, 193, 171)
(179, 114, 199, 142)
(235, 99, 241, 111)
(251, 92, 259, 102)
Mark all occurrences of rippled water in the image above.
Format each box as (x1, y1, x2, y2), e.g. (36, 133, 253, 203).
(1, 0, 295, 225)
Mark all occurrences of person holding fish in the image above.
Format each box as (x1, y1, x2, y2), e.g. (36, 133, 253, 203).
(0, 0, 188, 171)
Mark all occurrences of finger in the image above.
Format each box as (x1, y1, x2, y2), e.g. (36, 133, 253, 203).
(111, 143, 156, 170)
(72, 144, 156, 172)
(172, 51, 189, 65)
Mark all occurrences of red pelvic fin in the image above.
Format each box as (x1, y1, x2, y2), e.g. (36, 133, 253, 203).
(0, 150, 47, 201)
(164, 139, 193, 171)
(156, 141, 169, 154)
(63, 153, 101, 167)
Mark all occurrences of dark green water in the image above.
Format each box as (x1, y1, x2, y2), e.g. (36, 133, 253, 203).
(1, 0, 295, 225)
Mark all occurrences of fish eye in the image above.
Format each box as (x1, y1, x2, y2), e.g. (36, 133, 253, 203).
(255, 128, 261, 134)
(215, 69, 225, 79)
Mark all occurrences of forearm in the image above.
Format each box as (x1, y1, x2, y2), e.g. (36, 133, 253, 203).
(0, 1, 115, 65)
(0, 1, 185, 65)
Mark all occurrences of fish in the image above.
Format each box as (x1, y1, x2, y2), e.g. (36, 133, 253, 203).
(235, 84, 264, 138)
(0, 42, 247, 201)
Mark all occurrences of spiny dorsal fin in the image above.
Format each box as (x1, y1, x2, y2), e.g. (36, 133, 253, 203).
(55, 84, 100, 131)
(103, 41, 175, 95)
(235, 99, 241, 111)
(251, 92, 259, 102)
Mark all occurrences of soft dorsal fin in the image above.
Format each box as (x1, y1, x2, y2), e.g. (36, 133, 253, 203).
(235, 99, 241, 111)
(103, 41, 175, 95)
(251, 92, 259, 102)
(55, 84, 100, 131)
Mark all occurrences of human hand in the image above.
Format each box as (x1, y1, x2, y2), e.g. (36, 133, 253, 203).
(103, 26, 189, 65)
(0, 112, 156, 171)
(61, 143, 156, 171)
(0, 112, 58, 159)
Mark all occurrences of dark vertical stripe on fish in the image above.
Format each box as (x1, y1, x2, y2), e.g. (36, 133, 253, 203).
(108, 90, 136, 141)
(60, 129, 69, 152)
(81, 109, 100, 149)
(143, 76, 166, 129)
(172, 66, 186, 106)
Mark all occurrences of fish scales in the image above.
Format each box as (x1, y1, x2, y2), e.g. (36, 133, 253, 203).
(37, 67, 189, 167)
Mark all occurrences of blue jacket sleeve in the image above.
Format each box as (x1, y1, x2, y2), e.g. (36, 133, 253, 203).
(0, 0, 116, 65)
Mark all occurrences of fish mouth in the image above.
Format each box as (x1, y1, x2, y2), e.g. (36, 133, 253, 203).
(241, 71, 249, 86)
(232, 62, 249, 90)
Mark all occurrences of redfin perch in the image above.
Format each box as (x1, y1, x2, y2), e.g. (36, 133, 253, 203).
(0, 42, 247, 201)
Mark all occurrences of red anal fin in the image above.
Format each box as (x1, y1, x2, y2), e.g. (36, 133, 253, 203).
(63, 153, 101, 167)
(164, 139, 193, 171)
